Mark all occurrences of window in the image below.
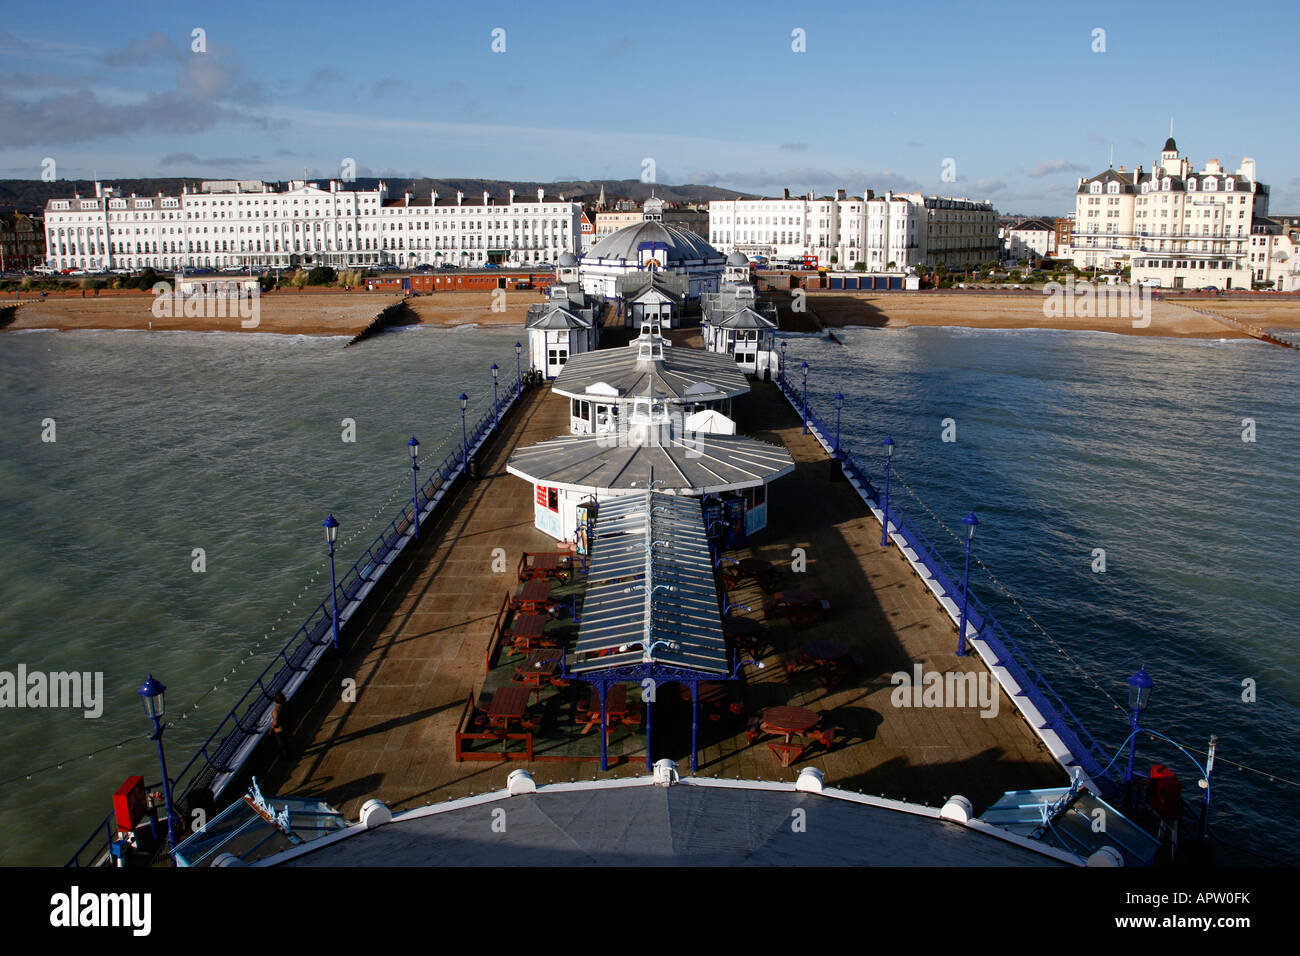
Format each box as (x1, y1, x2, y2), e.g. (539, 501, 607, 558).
(547, 487, 559, 512)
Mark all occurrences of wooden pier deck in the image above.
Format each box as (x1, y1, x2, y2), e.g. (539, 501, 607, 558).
(259, 356, 1066, 821)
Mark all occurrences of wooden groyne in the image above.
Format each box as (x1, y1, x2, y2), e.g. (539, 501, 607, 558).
(1175, 302, 1300, 351)
(347, 300, 419, 346)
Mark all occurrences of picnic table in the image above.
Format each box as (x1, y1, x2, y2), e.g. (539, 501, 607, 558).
(765, 588, 829, 627)
(800, 639, 849, 664)
(504, 613, 551, 651)
(518, 551, 571, 583)
(487, 685, 535, 731)
(791, 639, 856, 688)
(511, 579, 553, 615)
(513, 650, 563, 689)
(721, 557, 779, 593)
(755, 705, 822, 766)
(723, 615, 770, 658)
(679, 681, 743, 717)
(578, 684, 636, 736)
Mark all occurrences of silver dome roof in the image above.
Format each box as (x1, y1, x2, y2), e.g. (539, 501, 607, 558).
(583, 220, 723, 265)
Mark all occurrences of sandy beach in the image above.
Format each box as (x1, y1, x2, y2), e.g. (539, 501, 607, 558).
(787, 291, 1264, 339)
(5, 286, 1296, 340)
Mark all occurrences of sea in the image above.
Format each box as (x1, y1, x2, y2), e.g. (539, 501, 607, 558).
(0, 322, 1296, 865)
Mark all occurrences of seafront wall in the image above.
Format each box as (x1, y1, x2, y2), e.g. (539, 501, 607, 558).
(772, 369, 1110, 791)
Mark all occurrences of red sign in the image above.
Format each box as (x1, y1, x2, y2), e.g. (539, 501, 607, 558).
(113, 776, 148, 832)
(535, 485, 548, 507)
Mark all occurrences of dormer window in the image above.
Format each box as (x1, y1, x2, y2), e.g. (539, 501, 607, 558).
(1205, 178, 1217, 191)
(1188, 179, 1197, 191)
(1107, 182, 1119, 194)
(1089, 182, 1101, 194)
(1162, 178, 1171, 191)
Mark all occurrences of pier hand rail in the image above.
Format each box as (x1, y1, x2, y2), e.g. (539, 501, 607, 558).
(775, 372, 1111, 784)
(65, 376, 523, 867)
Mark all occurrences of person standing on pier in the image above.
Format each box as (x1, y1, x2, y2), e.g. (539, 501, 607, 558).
(271, 692, 289, 758)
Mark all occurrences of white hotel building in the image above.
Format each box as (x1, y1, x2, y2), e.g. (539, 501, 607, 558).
(43, 179, 581, 273)
(1071, 137, 1270, 290)
(708, 189, 999, 270)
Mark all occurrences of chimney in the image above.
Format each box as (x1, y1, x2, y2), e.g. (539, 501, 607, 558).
(483, 191, 489, 206)
(782, 187, 790, 200)
(509, 188, 515, 204)
(330, 179, 338, 193)
(1118, 165, 1126, 173)
(457, 191, 463, 206)
(431, 191, 438, 206)
(404, 192, 412, 204)
(835, 188, 845, 201)
(537, 187, 545, 203)
(1134, 165, 1141, 186)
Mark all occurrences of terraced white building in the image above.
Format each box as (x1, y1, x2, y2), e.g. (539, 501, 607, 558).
(42, 179, 581, 273)
(708, 188, 999, 270)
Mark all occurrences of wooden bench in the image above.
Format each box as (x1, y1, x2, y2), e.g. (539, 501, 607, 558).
(482, 592, 512, 672)
(767, 741, 804, 767)
(454, 692, 535, 762)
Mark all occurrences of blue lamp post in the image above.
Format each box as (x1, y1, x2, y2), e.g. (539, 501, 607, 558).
(408, 437, 420, 542)
(137, 674, 176, 858)
(780, 340, 788, 385)
(323, 514, 340, 651)
(1124, 665, 1154, 786)
(514, 341, 523, 391)
(834, 392, 844, 457)
(459, 393, 469, 471)
(956, 512, 978, 656)
(800, 361, 809, 434)
(880, 436, 895, 546)
(491, 363, 500, 429)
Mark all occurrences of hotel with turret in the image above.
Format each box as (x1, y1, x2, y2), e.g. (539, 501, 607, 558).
(1071, 137, 1274, 290)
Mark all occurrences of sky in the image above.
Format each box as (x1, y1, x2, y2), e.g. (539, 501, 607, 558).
(2, 0, 1298, 215)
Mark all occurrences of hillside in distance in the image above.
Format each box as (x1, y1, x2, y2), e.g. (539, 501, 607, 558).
(0, 177, 747, 215)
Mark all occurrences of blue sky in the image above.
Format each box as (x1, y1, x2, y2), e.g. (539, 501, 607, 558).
(3, 0, 1298, 214)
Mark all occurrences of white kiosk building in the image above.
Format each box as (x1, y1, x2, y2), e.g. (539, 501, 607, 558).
(701, 280, 780, 378)
(507, 321, 792, 543)
(551, 321, 750, 436)
(524, 285, 601, 379)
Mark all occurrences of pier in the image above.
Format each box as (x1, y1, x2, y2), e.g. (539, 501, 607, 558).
(255, 347, 1066, 819)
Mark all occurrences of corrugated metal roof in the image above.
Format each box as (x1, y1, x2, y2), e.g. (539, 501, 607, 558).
(505, 420, 794, 494)
(550, 337, 749, 402)
(570, 492, 727, 675)
(706, 307, 778, 330)
(525, 305, 594, 330)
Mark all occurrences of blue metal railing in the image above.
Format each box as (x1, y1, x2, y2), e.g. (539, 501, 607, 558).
(777, 368, 1111, 785)
(66, 375, 525, 867)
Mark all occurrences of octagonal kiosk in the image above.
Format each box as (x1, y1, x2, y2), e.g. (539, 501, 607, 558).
(551, 319, 750, 436)
(506, 387, 794, 544)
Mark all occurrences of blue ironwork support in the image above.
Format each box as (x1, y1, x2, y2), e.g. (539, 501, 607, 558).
(598, 681, 608, 772)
